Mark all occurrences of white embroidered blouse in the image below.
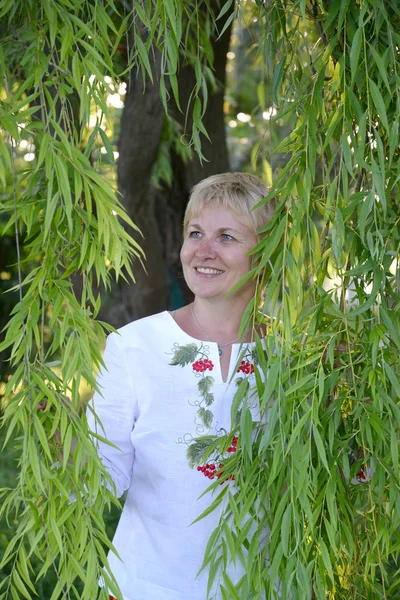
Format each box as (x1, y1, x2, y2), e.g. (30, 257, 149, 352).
(87, 310, 257, 600)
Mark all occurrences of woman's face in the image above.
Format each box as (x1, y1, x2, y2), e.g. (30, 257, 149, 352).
(180, 204, 258, 302)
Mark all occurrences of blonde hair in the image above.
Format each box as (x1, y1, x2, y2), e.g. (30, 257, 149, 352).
(183, 172, 275, 238)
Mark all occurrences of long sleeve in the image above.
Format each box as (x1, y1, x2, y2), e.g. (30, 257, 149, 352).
(87, 332, 137, 498)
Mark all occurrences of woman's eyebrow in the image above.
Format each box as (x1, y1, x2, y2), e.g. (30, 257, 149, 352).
(188, 223, 203, 229)
(188, 224, 240, 233)
(217, 227, 241, 234)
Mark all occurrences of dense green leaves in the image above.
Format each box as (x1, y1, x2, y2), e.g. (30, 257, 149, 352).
(179, 0, 399, 598)
(0, 0, 143, 597)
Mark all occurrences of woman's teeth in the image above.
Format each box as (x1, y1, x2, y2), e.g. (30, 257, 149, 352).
(196, 268, 223, 274)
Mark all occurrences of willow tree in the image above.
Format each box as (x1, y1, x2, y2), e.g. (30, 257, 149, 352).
(0, 2, 143, 598)
(1, 1, 400, 600)
(189, 1, 400, 598)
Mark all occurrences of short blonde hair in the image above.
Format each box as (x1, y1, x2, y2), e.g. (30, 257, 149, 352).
(183, 172, 275, 238)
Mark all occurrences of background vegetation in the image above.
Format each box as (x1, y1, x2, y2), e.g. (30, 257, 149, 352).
(1, 0, 400, 598)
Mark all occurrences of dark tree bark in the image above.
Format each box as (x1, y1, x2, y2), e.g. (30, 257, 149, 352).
(161, 9, 233, 307)
(104, 4, 234, 328)
(109, 48, 168, 326)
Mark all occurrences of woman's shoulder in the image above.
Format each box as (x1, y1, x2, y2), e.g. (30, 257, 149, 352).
(117, 310, 170, 335)
(108, 310, 175, 349)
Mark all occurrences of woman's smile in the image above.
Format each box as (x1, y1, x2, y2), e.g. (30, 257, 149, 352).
(195, 266, 225, 277)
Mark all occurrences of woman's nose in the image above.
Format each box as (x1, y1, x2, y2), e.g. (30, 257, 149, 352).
(195, 238, 217, 259)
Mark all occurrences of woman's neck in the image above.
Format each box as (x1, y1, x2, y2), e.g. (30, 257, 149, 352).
(191, 297, 252, 343)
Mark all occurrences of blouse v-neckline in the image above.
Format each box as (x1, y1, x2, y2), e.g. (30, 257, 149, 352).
(165, 310, 246, 384)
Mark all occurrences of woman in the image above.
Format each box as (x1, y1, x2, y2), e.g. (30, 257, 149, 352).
(88, 172, 276, 600)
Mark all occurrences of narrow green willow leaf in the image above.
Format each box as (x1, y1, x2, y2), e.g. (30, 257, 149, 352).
(350, 27, 363, 85)
(222, 572, 241, 599)
(281, 504, 292, 557)
(135, 34, 154, 83)
(312, 426, 329, 472)
(271, 56, 286, 105)
(207, 554, 223, 597)
(191, 486, 228, 524)
(368, 44, 391, 94)
(319, 539, 334, 582)
(348, 268, 382, 317)
(216, 11, 235, 41)
(217, 0, 234, 20)
(286, 410, 310, 454)
(380, 307, 400, 351)
(240, 406, 253, 460)
(369, 78, 389, 132)
(383, 362, 400, 399)
(12, 569, 32, 600)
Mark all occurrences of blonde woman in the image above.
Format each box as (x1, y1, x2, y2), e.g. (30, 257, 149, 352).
(89, 172, 275, 600)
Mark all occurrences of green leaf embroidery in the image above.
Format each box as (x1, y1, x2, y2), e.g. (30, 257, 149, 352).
(198, 375, 214, 394)
(198, 407, 213, 429)
(169, 343, 199, 366)
(187, 438, 215, 468)
(203, 393, 214, 406)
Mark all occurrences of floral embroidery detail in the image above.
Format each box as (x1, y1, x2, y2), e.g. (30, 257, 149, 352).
(355, 464, 369, 483)
(196, 436, 238, 483)
(169, 343, 216, 431)
(170, 341, 255, 483)
(169, 342, 199, 367)
(226, 435, 238, 453)
(192, 358, 214, 373)
(355, 470, 367, 482)
(237, 360, 254, 375)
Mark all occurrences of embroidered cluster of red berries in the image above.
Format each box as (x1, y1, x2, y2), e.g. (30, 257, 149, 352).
(192, 358, 214, 372)
(197, 463, 220, 479)
(197, 436, 238, 482)
(355, 469, 367, 482)
(197, 463, 235, 482)
(237, 360, 254, 375)
(226, 435, 238, 453)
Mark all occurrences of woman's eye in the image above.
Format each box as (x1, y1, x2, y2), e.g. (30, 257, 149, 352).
(189, 230, 201, 238)
(221, 234, 234, 241)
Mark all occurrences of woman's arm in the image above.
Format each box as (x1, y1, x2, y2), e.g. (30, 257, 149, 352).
(86, 331, 137, 498)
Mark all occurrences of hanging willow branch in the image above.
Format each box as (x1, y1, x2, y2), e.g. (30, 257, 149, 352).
(0, 1, 146, 598)
(189, 1, 400, 598)
(0, 0, 223, 596)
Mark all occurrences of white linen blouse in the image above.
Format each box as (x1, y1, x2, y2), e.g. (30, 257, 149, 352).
(87, 310, 257, 600)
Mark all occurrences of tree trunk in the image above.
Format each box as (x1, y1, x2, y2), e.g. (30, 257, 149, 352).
(107, 47, 168, 327)
(104, 4, 234, 328)
(159, 7, 233, 307)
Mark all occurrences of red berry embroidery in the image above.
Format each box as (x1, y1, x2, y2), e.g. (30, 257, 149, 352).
(356, 469, 367, 482)
(192, 358, 214, 372)
(197, 437, 238, 483)
(197, 463, 218, 479)
(226, 435, 238, 453)
(237, 360, 254, 375)
(197, 463, 235, 483)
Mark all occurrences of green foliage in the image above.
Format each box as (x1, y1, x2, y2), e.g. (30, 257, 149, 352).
(0, 0, 143, 597)
(198, 375, 214, 394)
(197, 1, 400, 598)
(129, 0, 222, 160)
(135, 0, 400, 596)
